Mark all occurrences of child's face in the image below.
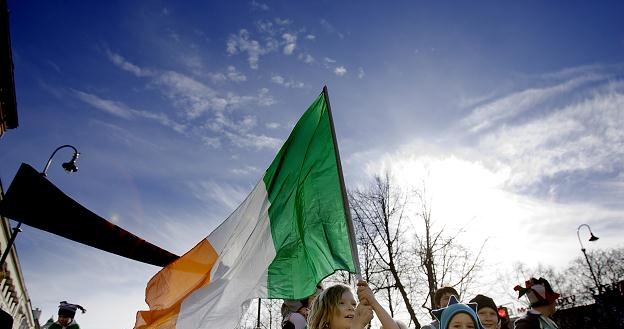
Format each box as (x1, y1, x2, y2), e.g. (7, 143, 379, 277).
(477, 307, 498, 329)
(329, 291, 357, 329)
(439, 293, 456, 308)
(448, 313, 476, 329)
(58, 315, 72, 327)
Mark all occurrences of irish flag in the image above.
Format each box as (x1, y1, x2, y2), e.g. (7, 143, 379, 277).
(134, 87, 358, 329)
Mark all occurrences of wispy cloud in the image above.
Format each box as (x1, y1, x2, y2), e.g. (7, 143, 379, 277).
(227, 29, 273, 69)
(208, 66, 247, 83)
(187, 180, 250, 210)
(229, 19, 314, 68)
(250, 0, 269, 11)
(282, 33, 297, 55)
(224, 131, 282, 150)
(334, 66, 347, 76)
(320, 18, 344, 38)
(357, 67, 365, 79)
(72, 89, 187, 132)
(271, 74, 304, 88)
(106, 50, 153, 77)
(103, 50, 277, 149)
(298, 53, 314, 64)
(265, 122, 280, 129)
(72, 89, 134, 119)
(231, 165, 260, 176)
(462, 74, 605, 133)
(478, 83, 624, 190)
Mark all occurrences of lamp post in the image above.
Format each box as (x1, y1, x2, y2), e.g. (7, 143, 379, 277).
(576, 224, 601, 294)
(42, 144, 80, 176)
(0, 144, 80, 267)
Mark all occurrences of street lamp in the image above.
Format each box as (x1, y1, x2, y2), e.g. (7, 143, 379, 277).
(0, 144, 80, 266)
(42, 144, 80, 176)
(576, 224, 601, 294)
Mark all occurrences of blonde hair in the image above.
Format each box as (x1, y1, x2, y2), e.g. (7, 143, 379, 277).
(308, 284, 351, 329)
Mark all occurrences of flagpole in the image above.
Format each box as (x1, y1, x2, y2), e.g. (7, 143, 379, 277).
(256, 298, 261, 329)
(322, 86, 362, 279)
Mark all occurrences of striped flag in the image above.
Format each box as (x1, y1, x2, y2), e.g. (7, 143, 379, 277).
(134, 88, 358, 329)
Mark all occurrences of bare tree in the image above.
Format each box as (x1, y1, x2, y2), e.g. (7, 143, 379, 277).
(349, 172, 421, 328)
(412, 187, 485, 315)
(561, 247, 624, 305)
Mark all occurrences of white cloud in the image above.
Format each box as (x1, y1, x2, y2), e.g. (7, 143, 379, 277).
(306, 34, 316, 40)
(106, 51, 276, 148)
(250, 0, 269, 11)
(156, 70, 222, 118)
(227, 29, 275, 69)
(256, 20, 275, 35)
(231, 165, 260, 176)
(275, 18, 291, 26)
(106, 50, 152, 77)
(72, 89, 134, 119)
(271, 74, 304, 88)
(265, 122, 280, 129)
(319, 19, 344, 38)
(224, 131, 282, 150)
(324, 57, 336, 64)
(271, 75, 285, 84)
(72, 89, 187, 133)
(282, 33, 297, 55)
(209, 72, 227, 83)
(298, 53, 314, 64)
(334, 66, 347, 76)
(476, 84, 624, 189)
(187, 180, 250, 210)
(226, 66, 247, 82)
(462, 74, 605, 133)
(357, 67, 365, 79)
(201, 136, 221, 148)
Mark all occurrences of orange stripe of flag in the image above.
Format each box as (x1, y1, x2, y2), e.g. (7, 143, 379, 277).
(135, 239, 219, 329)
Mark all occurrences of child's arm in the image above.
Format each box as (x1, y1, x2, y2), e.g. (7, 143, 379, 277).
(350, 303, 374, 329)
(356, 280, 400, 329)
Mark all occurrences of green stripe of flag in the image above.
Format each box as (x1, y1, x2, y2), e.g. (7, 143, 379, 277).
(263, 91, 356, 299)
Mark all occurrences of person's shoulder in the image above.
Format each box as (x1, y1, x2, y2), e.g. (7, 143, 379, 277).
(421, 320, 439, 329)
(48, 324, 62, 329)
(514, 313, 540, 329)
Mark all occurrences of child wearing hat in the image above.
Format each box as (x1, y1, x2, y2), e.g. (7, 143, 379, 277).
(432, 295, 484, 329)
(49, 301, 86, 329)
(469, 294, 499, 329)
(513, 277, 560, 329)
(422, 286, 460, 329)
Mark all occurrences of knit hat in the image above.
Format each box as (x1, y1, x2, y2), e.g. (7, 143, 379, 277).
(469, 294, 498, 314)
(58, 301, 86, 318)
(432, 296, 484, 329)
(514, 277, 560, 307)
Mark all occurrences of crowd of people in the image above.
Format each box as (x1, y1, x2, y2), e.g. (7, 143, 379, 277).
(281, 277, 561, 329)
(45, 277, 559, 329)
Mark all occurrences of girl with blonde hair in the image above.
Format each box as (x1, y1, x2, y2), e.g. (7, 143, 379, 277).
(308, 280, 399, 329)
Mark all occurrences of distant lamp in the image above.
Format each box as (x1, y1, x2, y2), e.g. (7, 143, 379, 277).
(576, 224, 601, 294)
(43, 144, 80, 176)
(589, 233, 599, 242)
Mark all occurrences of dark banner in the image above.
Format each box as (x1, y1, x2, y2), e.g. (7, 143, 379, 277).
(0, 163, 179, 267)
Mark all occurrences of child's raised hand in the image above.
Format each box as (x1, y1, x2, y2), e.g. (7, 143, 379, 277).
(351, 303, 373, 329)
(356, 280, 375, 306)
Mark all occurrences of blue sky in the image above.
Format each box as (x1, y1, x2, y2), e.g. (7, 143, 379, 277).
(2, 1, 624, 328)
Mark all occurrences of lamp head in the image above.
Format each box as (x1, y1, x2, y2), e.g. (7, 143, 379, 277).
(589, 233, 599, 242)
(61, 152, 79, 173)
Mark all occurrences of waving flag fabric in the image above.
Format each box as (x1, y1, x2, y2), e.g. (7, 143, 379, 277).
(135, 88, 357, 329)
